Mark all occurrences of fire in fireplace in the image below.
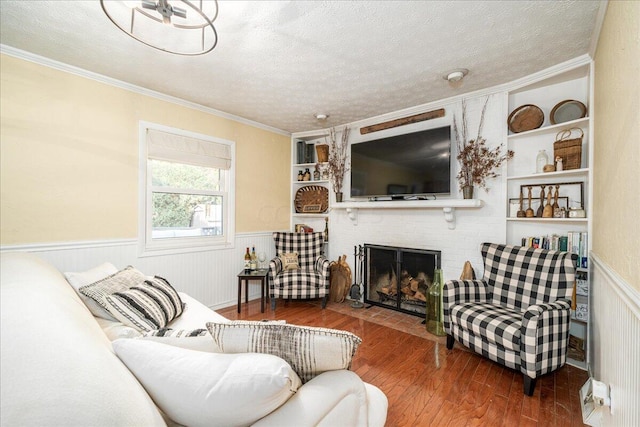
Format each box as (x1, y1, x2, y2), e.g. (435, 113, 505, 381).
(364, 244, 441, 317)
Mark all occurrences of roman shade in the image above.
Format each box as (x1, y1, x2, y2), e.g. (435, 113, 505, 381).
(146, 129, 231, 170)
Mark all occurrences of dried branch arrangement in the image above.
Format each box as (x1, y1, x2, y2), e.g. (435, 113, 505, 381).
(454, 98, 514, 191)
(326, 126, 351, 194)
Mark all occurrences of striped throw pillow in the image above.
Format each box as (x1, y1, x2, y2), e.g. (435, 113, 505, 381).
(104, 280, 184, 332)
(146, 276, 185, 317)
(206, 321, 362, 383)
(139, 328, 214, 352)
(145, 328, 208, 338)
(79, 266, 146, 313)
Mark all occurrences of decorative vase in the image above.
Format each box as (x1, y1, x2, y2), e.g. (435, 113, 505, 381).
(426, 268, 446, 336)
(315, 144, 329, 163)
(536, 149, 549, 173)
(335, 192, 343, 203)
(462, 185, 474, 199)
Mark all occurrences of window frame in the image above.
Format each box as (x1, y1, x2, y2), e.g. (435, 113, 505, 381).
(138, 121, 235, 256)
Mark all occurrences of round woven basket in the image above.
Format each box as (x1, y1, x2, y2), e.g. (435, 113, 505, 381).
(508, 104, 544, 133)
(315, 144, 329, 163)
(294, 185, 329, 213)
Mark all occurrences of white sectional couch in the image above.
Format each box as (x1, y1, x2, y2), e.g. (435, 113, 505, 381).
(0, 252, 387, 426)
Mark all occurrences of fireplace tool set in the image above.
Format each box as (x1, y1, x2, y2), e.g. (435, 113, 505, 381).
(349, 245, 365, 309)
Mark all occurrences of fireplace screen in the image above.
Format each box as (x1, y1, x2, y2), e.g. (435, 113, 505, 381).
(364, 244, 441, 317)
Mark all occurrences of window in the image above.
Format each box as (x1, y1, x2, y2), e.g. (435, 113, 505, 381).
(138, 122, 235, 255)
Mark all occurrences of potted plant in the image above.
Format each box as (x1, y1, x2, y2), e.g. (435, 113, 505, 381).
(454, 98, 513, 199)
(326, 126, 351, 202)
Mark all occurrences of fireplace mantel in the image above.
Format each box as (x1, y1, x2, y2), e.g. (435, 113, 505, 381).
(332, 199, 483, 229)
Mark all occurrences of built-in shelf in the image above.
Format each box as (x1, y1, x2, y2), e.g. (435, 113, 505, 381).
(506, 61, 593, 370)
(293, 162, 328, 168)
(292, 213, 329, 218)
(507, 168, 589, 181)
(332, 199, 483, 229)
(293, 180, 329, 185)
(507, 117, 589, 140)
(566, 359, 587, 370)
(506, 217, 588, 223)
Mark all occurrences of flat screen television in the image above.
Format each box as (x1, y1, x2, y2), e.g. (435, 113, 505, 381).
(350, 126, 451, 199)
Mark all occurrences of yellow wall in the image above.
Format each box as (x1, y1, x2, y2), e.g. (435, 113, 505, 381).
(593, 1, 640, 289)
(0, 54, 291, 245)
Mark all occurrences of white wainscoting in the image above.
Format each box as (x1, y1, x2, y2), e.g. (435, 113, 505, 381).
(0, 232, 277, 311)
(590, 253, 640, 427)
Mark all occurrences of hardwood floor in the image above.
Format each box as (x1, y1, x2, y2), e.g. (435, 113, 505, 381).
(217, 299, 588, 427)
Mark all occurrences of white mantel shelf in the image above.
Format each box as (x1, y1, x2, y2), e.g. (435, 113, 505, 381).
(332, 199, 484, 229)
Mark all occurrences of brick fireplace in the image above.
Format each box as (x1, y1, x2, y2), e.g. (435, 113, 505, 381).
(364, 244, 441, 317)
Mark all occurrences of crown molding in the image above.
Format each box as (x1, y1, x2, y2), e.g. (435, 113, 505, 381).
(1, 44, 593, 139)
(0, 44, 290, 137)
(501, 54, 593, 93)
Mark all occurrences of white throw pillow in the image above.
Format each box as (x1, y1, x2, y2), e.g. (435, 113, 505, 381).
(95, 317, 142, 341)
(64, 262, 119, 320)
(139, 328, 215, 352)
(206, 321, 362, 383)
(112, 339, 301, 427)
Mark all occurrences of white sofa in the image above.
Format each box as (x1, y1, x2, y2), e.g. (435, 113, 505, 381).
(0, 252, 388, 426)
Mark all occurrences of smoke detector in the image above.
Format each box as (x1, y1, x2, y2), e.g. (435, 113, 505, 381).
(315, 113, 329, 121)
(443, 68, 469, 82)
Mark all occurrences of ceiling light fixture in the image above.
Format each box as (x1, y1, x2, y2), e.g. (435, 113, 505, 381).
(100, 0, 218, 56)
(315, 113, 330, 121)
(443, 68, 469, 83)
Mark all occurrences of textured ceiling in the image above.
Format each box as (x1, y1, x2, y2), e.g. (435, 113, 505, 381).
(0, 1, 602, 133)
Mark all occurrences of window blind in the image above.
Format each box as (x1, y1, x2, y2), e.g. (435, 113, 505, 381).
(146, 129, 232, 170)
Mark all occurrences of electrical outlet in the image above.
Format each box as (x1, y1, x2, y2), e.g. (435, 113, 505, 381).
(592, 380, 610, 407)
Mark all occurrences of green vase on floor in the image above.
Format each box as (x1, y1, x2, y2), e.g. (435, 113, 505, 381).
(426, 268, 446, 336)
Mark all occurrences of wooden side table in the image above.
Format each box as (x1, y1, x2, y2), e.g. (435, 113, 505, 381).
(237, 269, 269, 313)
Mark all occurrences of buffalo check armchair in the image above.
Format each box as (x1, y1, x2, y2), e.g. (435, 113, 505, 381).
(268, 232, 330, 310)
(443, 243, 578, 396)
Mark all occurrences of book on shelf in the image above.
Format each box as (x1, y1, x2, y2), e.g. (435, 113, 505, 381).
(296, 142, 315, 164)
(296, 141, 304, 164)
(521, 232, 589, 325)
(576, 276, 589, 296)
(572, 302, 589, 322)
(521, 231, 588, 268)
(294, 223, 314, 233)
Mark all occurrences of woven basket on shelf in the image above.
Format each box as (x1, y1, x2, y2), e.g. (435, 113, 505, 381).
(315, 144, 329, 163)
(294, 185, 329, 213)
(554, 127, 583, 170)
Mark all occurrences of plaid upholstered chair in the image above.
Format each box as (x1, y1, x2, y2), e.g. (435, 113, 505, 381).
(268, 232, 330, 310)
(443, 243, 578, 396)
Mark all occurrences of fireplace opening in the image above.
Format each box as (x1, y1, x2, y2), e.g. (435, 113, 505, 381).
(364, 244, 441, 317)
